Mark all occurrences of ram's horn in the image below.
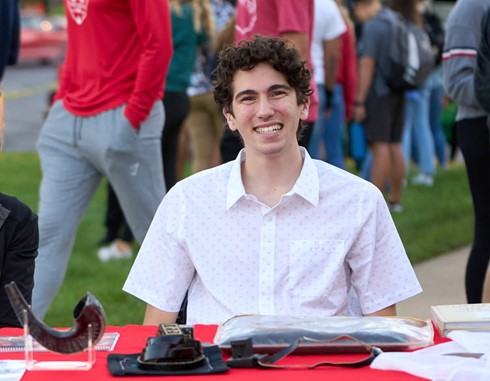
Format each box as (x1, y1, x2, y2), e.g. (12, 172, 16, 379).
(4, 281, 106, 354)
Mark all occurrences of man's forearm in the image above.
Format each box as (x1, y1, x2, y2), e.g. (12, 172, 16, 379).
(323, 37, 341, 92)
(281, 31, 310, 63)
(356, 56, 376, 104)
(365, 304, 397, 317)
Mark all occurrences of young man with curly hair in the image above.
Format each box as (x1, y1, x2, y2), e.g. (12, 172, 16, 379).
(124, 35, 421, 325)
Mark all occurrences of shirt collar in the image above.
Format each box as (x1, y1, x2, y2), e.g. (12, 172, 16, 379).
(290, 147, 319, 206)
(226, 147, 319, 209)
(226, 150, 247, 209)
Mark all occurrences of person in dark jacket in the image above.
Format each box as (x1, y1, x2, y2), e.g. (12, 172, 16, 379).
(475, 7, 490, 115)
(0, 0, 20, 82)
(443, 0, 490, 304)
(0, 194, 39, 327)
(0, 62, 38, 327)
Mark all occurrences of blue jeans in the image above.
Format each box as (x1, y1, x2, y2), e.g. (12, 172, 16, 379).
(360, 149, 372, 181)
(308, 83, 345, 168)
(426, 67, 447, 167)
(401, 87, 435, 175)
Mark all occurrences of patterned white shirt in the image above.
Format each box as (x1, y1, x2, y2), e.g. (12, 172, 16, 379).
(123, 148, 422, 325)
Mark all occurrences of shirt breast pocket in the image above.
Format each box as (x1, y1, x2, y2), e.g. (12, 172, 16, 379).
(288, 239, 345, 298)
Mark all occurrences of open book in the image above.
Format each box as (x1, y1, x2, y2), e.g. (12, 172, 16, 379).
(431, 303, 490, 336)
(0, 332, 120, 352)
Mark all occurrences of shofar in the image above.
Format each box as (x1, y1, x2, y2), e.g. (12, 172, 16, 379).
(4, 281, 106, 354)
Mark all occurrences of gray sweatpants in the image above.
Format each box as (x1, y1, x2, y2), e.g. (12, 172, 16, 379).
(32, 100, 165, 318)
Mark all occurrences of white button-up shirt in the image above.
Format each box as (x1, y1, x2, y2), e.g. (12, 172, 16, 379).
(123, 148, 421, 324)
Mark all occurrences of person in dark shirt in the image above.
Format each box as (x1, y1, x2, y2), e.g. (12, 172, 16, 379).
(0, 193, 39, 327)
(0, 0, 20, 82)
(0, 0, 37, 328)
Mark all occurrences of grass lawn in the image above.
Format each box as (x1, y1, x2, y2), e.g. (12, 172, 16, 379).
(0, 152, 474, 326)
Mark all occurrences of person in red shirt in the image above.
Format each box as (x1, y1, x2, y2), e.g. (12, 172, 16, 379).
(220, 0, 317, 162)
(32, 0, 173, 319)
(336, 4, 358, 126)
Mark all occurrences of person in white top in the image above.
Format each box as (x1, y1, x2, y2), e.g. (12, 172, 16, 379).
(311, 0, 346, 109)
(309, 0, 347, 167)
(123, 35, 422, 326)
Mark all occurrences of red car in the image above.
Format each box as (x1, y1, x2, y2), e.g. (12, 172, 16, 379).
(19, 12, 67, 64)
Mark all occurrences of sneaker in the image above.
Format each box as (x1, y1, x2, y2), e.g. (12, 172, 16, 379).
(411, 173, 434, 187)
(389, 202, 404, 213)
(97, 239, 133, 262)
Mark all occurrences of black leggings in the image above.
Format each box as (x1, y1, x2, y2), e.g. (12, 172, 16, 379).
(457, 117, 490, 303)
(104, 184, 134, 243)
(162, 91, 191, 191)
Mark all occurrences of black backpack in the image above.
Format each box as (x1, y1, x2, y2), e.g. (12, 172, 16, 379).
(423, 9, 445, 66)
(379, 10, 436, 92)
(474, 7, 490, 114)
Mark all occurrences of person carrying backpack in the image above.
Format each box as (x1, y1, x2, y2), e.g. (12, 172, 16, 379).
(351, 0, 428, 212)
(398, 1, 438, 188)
(474, 3, 490, 305)
(421, 3, 449, 170)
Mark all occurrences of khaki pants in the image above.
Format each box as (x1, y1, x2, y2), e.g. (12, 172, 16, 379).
(184, 91, 225, 173)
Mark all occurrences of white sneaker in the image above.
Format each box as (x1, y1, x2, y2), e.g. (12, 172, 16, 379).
(411, 173, 434, 187)
(97, 240, 133, 262)
(389, 201, 404, 213)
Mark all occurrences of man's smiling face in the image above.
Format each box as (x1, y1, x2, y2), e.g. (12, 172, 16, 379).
(224, 62, 309, 159)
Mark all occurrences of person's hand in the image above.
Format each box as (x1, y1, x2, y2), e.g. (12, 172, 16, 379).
(442, 95, 451, 109)
(352, 102, 366, 123)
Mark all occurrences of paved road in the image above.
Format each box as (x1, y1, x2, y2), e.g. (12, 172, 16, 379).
(3, 63, 58, 151)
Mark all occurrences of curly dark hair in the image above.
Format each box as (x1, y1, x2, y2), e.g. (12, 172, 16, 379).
(213, 35, 313, 138)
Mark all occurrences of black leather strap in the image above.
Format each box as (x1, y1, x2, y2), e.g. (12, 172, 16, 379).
(228, 335, 383, 369)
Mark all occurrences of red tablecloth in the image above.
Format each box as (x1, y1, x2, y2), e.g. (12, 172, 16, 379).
(0, 324, 448, 380)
